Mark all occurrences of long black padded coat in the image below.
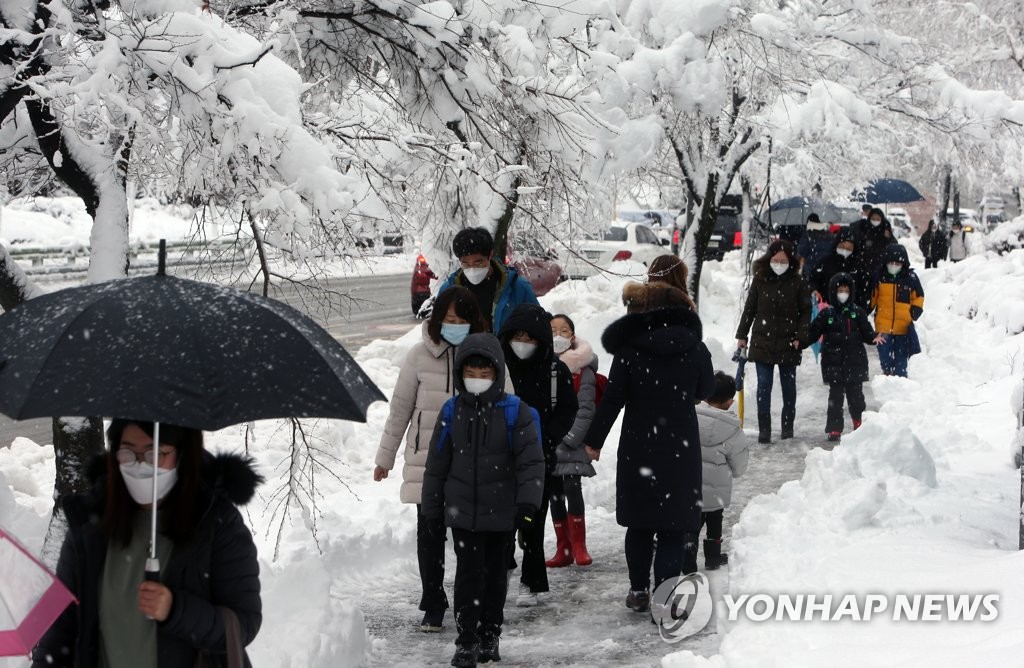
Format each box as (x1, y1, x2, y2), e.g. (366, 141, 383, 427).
(32, 453, 263, 668)
(584, 306, 715, 532)
(422, 333, 546, 532)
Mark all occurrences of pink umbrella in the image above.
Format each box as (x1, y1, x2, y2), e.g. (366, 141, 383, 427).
(0, 528, 76, 657)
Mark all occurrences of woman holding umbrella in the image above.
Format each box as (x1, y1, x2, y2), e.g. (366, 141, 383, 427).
(373, 286, 488, 632)
(735, 240, 812, 444)
(33, 419, 263, 667)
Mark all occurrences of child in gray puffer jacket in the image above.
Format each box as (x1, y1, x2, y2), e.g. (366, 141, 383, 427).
(423, 333, 545, 667)
(692, 372, 750, 572)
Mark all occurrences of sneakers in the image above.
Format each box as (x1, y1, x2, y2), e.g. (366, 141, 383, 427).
(625, 589, 650, 613)
(420, 609, 444, 633)
(515, 584, 539, 607)
(827, 432, 841, 442)
(451, 644, 479, 667)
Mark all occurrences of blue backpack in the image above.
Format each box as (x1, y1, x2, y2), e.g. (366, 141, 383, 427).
(436, 395, 541, 452)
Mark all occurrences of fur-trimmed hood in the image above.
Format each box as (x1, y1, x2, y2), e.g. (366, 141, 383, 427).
(559, 336, 597, 375)
(602, 306, 703, 357)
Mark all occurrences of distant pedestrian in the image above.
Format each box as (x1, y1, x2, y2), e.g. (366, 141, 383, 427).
(796, 213, 834, 277)
(422, 334, 545, 667)
(545, 314, 598, 568)
(584, 283, 714, 616)
(689, 372, 749, 573)
(373, 286, 488, 632)
(870, 245, 924, 377)
(439, 228, 539, 333)
(918, 220, 948, 269)
(735, 240, 812, 443)
(804, 273, 885, 440)
(850, 207, 897, 283)
(948, 220, 968, 263)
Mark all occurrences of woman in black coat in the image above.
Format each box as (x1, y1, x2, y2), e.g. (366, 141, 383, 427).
(32, 420, 263, 668)
(583, 283, 714, 613)
(735, 240, 812, 443)
(803, 273, 884, 440)
(498, 304, 578, 606)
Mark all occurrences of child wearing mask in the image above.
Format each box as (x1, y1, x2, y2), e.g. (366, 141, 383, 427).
(805, 274, 885, 440)
(422, 333, 545, 667)
(869, 245, 924, 378)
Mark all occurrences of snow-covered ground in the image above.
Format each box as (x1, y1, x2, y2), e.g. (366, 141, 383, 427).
(2, 237, 1023, 667)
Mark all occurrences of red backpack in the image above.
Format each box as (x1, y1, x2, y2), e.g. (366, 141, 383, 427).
(573, 370, 608, 407)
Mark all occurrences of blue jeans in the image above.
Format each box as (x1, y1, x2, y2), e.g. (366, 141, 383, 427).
(755, 362, 797, 415)
(877, 334, 910, 377)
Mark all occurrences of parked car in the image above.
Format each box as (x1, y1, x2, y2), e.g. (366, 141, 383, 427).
(886, 207, 913, 238)
(560, 222, 669, 279)
(506, 237, 565, 297)
(410, 254, 437, 315)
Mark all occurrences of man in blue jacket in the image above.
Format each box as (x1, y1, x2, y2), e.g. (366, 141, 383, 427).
(439, 228, 540, 333)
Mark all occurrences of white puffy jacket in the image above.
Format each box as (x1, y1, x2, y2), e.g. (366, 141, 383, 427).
(697, 404, 750, 512)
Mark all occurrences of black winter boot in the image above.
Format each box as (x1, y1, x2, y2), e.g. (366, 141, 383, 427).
(781, 407, 795, 440)
(478, 624, 501, 663)
(452, 644, 480, 667)
(703, 539, 728, 570)
(682, 533, 699, 575)
(757, 413, 771, 444)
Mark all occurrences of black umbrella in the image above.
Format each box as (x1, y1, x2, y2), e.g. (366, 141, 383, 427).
(0, 242, 386, 581)
(851, 178, 924, 204)
(0, 248, 385, 429)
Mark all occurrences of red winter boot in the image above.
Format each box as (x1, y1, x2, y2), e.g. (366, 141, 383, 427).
(853, 419, 862, 430)
(568, 515, 593, 566)
(545, 519, 573, 567)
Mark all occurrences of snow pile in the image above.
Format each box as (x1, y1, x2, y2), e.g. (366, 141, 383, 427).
(986, 215, 1024, 254)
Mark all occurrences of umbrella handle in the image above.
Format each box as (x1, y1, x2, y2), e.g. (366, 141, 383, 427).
(144, 558, 161, 620)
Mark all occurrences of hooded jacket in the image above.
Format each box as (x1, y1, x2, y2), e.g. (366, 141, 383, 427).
(498, 304, 578, 474)
(797, 223, 835, 276)
(421, 333, 545, 532)
(439, 260, 540, 333)
(32, 453, 263, 668)
(849, 217, 897, 280)
(810, 230, 870, 308)
(919, 226, 948, 262)
(554, 337, 598, 477)
(735, 259, 812, 366)
(804, 273, 879, 384)
(696, 404, 749, 512)
(584, 307, 714, 531)
(870, 245, 924, 336)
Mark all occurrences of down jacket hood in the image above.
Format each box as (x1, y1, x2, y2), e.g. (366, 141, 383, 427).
(602, 306, 703, 358)
(828, 271, 857, 306)
(881, 243, 910, 268)
(498, 303, 554, 366)
(454, 332, 506, 402)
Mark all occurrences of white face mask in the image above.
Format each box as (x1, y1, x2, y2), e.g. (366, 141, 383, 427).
(770, 262, 789, 276)
(887, 263, 902, 275)
(836, 248, 853, 258)
(510, 341, 538, 360)
(119, 462, 178, 505)
(552, 335, 572, 354)
(836, 292, 850, 304)
(870, 219, 882, 227)
(462, 266, 489, 285)
(463, 377, 494, 395)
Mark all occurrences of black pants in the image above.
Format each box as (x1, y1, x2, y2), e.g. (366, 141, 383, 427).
(452, 529, 511, 647)
(701, 509, 724, 541)
(416, 504, 448, 613)
(924, 258, 938, 269)
(624, 527, 685, 592)
(826, 382, 866, 433)
(548, 474, 584, 520)
(509, 474, 552, 593)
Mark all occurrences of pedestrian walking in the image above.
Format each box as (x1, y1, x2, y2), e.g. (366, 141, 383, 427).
(32, 420, 263, 668)
(850, 207, 897, 283)
(809, 229, 869, 309)
(373, 286, 488, 632)
(422, 334, 545, 667)
(870, 245, 924, 377)
(439, 228, 540, 333)
(804, 273, 885, 440)
(545, 314, 599, 568)
(797, 213, 834, 277)
(646, 255, 697, 310)
(690, 372, 749, 573)
(735, 240, 812, 444)
(497, 305, 578, 607)
(918, 220, 947, 269)
(948, 220, 968, 263)
(583, 283, 714, 616)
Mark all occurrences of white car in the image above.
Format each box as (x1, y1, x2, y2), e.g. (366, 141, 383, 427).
(560, 222, 669, 279)
(886, 207, 913, 238)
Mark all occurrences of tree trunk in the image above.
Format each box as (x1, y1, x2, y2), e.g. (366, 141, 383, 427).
(688, 174, 720, 309)
(937, 165, 952, 226)
(491, 175, 521, 263)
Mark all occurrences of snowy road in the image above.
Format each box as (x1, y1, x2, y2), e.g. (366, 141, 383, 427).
(343, 356, 879, 667)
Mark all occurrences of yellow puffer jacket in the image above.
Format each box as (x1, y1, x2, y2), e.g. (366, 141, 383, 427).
(870, 246, 924, 335)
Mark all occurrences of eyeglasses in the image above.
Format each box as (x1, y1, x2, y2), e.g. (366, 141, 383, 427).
(115, 447, 175, 466)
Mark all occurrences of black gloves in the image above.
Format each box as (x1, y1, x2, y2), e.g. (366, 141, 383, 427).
(515, 505, 535, 533)
(910, 306, 923, 321)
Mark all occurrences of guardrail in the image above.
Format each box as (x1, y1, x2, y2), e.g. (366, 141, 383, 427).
(12, 240, 246, 276)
